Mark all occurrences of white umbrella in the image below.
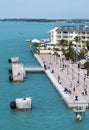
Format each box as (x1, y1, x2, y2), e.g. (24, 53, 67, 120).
(32, 39, 40, 43)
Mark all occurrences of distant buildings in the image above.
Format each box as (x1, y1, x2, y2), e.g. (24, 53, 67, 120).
(50, 26, 89, 47)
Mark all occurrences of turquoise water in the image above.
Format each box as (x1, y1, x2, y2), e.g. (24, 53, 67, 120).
(0, 21, 89, 130)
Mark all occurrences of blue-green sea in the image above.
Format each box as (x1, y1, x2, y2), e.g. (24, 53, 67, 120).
(0, 21, 89, 130)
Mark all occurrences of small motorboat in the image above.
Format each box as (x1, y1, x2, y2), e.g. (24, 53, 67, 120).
(73, 106, 86, 121)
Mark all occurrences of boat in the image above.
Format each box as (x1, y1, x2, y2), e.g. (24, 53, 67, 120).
(26, 39, 31, 42)
(73, 106, 86, 121)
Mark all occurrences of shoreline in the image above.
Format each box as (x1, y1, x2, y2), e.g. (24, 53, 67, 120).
(0, 18, 89, 23)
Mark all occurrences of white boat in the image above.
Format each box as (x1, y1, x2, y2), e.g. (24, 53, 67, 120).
(73, 106, 86, 121)
(26, 39, 31, 42)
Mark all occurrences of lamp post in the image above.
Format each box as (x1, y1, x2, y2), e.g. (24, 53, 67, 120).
(49, 52, 51, 59)
(84, 77, 86, 90)
(55, 53, 58, 64)
(72, 63, 74, 79)
(77, 72, 80, 83)
(72, 68, 74, 79)
(60, 56, 61, 68)
(67, 64, 69, 74)
(83, 69, 86, 90)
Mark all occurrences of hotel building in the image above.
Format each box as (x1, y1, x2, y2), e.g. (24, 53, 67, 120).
(50, 26, 89, 47)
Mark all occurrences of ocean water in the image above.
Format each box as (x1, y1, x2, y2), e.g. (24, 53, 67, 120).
(0, 21, 89, 130)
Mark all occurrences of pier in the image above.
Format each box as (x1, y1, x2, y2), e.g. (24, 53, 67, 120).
(33, 53, 89, 109)
(9, 60, 44, 82)
(24, 67, 44, 72)
(9, 54, 89, 109)
(11, 63, 26, 82)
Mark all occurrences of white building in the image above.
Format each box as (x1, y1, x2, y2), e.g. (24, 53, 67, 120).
(50, 26, 89, 46)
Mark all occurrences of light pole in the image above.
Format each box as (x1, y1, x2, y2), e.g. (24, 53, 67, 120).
(72, 63, 74, 79)
(77, 72, 80, 83)
(67, 64, 69, 74)
(56, 54, 58, 64)
(60, 56, 61, 68)
(72, 68, 74, 79)
(84, 77, 86, 90)
(83, 69, 86, 90)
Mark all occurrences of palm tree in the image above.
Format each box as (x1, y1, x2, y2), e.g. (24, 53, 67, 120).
(60, 39, 69, 47)
(86, 41, 89, 50)
(65, 46, 75, 62)
(74, 36, 81, 62)
(77, 48, 86, 60)
(58, 39, 69, 55)
(74, 36, 81, 45)
(85, 41, 89, 56)
(84, 62, 89, 76)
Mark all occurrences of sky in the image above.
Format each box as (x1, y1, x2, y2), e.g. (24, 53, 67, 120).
(0, 0, 89, 19)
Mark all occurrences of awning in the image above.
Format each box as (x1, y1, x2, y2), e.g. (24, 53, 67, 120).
(32, 39, 40, 43)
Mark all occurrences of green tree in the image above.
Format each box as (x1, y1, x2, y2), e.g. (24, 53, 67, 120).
(74, 36, 81, 44)
(65, 46, 75, 62)
(85, 41, 89, 57)
(86, 41, 89, 50)
(74, 36, 81, 62)
(59, 39, 69, 47)
(84, 62, 89, 76)
(77, 48, 86, 60)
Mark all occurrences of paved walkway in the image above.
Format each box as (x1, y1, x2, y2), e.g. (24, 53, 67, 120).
(39, 53, 89, 103)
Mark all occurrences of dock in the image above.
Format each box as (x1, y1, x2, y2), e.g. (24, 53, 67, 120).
(24, 67, 44, 72)
(10, 63, 26, 82)
(9, 58, 44, 82)
(9, 54, 89, 109)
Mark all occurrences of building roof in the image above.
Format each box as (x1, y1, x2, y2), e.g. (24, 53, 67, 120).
(55, 25, 89, 33)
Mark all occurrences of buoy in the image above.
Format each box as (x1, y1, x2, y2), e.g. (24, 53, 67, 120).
(76, 114, 81, 122)
(8, 58, 11, 63)
(8, 68, 12, 73)
(10, 101, 16, 109)
(9, 76, 13, 81)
